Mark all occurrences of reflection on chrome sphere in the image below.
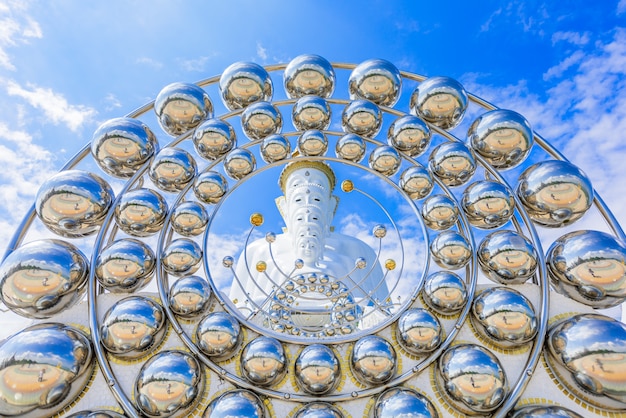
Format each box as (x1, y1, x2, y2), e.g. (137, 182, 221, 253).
(193, 118, 237, 160)
(341, 99, 382, 137)
(91, 117, 158, 178)
(66, 410, 127, 418)
(224, 148, 256, 180)
(154, 82, 212, 137)
(295, 344, 341, 395)
(240, 336, 286, 387)
(468, 109, 534, 170)
(547, 230, 626, 308)
(351, 335, 397, 385)
(349, 59, 401, 106)
(437, 344, 508, 414)
(410, 76, 468, 129)
(462, 180, 515, 229)
(400, 165, 433, 200)
(421, 194, 458, 230)
(161, 238, 202, 277)
(335, 133, 366, 162)
(241, 101, 282, 140)
(388, 115, 431, 157)
(430, 230, 472, 270)
(95, 238, 155, 293)
(0, 239, 88, 318)
(422, 271, 468, 315)
(149, 147, 197, 192)
(261, 134, 291, 163)
(220, 61, 272, 110)
(516, 160, 593, 227)
(114, 188, 168, 237)
(429, 141, 476, 187)
(546, 314, 626, 410)
(478, 230, 537, 285)
(284, 54, 335, 99)
(397, 308, 443, 354)
(292, 95, 332, 131)
(298, 129, 328, 157)
(196, 311, 242, 360)
(100, 296, 166, 358)
(171, 201, 209, 237)
(36, 169, 114, 238)
(0, 323, 93, 417)
(135, 350, 203, 417)
(369, 145, 401, 176)
(374, 387, 439, 418)
(193, 171, 229, 204)
(294, 402, 344, 418)
(203, 389, 266, 418)
(169, 275, 212, 318)
(508, 404, 583, 418)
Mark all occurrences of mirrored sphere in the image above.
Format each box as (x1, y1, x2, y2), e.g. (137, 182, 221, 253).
(196, 311, 241, 359)
(421, 194, 459, 230)
(437, 344, 508, 414)
(261, 134, 291, 163)
(154, 82, 213, 136)
(397, 308, 443, 354)
(547, 230, 626, 308)
(461, 180, 515, 229)
(374, 387, 439, 418)
(335, 133, 366, 162)
(193, 118, 237, 160)
(0, 239, 88, 318)
(240, 336, 286, 386)
(114, 188, 168, 237)
(100, 296, 166, 358)
(516, 160, 593, 227)
(241, 101, 282, 140)
(429, 141, 476, 187)
(224, 148, 256, 180)
(508, 404, 584, 418)
(193, 171, 229, 204)
(169, 275, 212, 318)
(36, 169, 114, 238)
(369, 145, 401, 176)
(546, 314, 626, 409)
(298, 129, 328, 156)
(66, 410, 127, 418)
(284, 54, 335, 99)
(468, 109, 534, 170)
(292, 95, 332, 131)
(472, 287, 538, 347)
(0, 323, 93, 417)
(95, 238, 155, 293)
(410, 76, 468, 129)
(478, 230, 537, 285)
(203, 389, 266, 418)
(220, 61, 272, 110)
(351, 335, 397, 385)
(294, 402, 344, 418)
(388, 115, 431, 157)
(135, 350, 203, 417)
(422, 271, 468, 315)
(349, 58, 401, 106)
(149, 147, 197, 192)
(295, 344, 341, 395)
(91, 117, 158, 178)
(171, 201, 209, 236)
(400, 165, 433, 200)
(161, 238, 203, 277)
(430, 231, 472, 270)
(341, 99, 382, 137)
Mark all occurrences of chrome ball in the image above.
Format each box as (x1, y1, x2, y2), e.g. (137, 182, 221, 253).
(461, 180, 515, 229)
(224, 148, 256, 180)
(547, 230, 626, 308)
(193, 118, 237, 160)
(294, 402, 344, 418)
(114, 188, 168, 237)
(516, 160, 593, 227)
(478, 230, 537, 285)
(335, 133, 366, 162)
(297, 129, 328, 157)
(95, 238, 155, 293)
(241, 101, 282, 140)
(36, 169, 114, 238)
(374, 387, 439, 418)
(196, 311, 242, 360)
(388, 114, 431, 156)
(149, 147, 197, 192)
(240, 336, 286, 386)
(396, 308, 443, 354)
(508, 405, 584, 418)
(351, 335, 397, 385)
(193, 171, 229, 204)
(421, 194, 458, 230)
(100, 296, 166, 358)
(348, 58, 401, 106)
(66, 410, 127, 418)
(369, 145, 401, 176)
(284, 54, 335, 99)
(400, 165, 433, 200)
(91, 117, 158, 178)
(292, 95, 331, 131)
(429, 141, 476, 187)
(261, 134, 291, 163)
(154, 82, 212, 136)
(294, 344, 341, 395)
(220, 61, 272, 110)
(171, 201, 209, 236)
(169, 275, 212, 318)
(0, 239, 88, 318)
(203, 389, 266, 418)
(422, 271, 468, 315)
(341, 99, 382, 137)
(410, 76, 468, 129)
(430, 231, 472, 270)
(161, 238, 202, 277)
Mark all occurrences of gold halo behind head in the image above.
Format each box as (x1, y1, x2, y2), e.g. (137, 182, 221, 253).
(278, 160, 336, 193)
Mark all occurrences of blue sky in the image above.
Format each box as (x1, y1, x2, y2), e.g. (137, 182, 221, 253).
(0, 1, 626, 334)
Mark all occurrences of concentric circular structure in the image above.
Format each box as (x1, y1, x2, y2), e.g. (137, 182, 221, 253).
(0, 55, 625, 418)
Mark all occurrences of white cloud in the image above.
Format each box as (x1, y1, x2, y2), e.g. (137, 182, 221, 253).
(543, 50, 585, 79)
(618, 0, 626, 14)
(179, 55, 213, 72)
(0, 1, 42, 71)
(256, 42, 268, 61)
(552, 31, 590, 46)
(104, 93, 122, 111)
(6, 80, 97, 131)
(136, 56, 163, 69)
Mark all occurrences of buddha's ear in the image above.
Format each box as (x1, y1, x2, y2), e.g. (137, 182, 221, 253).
(276, 196, 287, 223)
(328, 195, 339, 225)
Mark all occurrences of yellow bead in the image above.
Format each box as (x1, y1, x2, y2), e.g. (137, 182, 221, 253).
(341, 180, 354, 193)
(250, 212, 264, 226)
(256, 261, 267, 272)
(385, 259, 396, 270)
